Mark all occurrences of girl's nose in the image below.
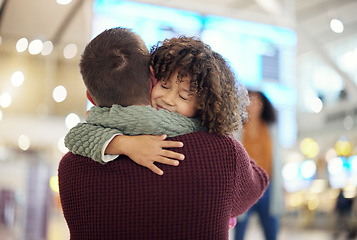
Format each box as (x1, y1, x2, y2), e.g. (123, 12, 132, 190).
(162, 91, 175, 106)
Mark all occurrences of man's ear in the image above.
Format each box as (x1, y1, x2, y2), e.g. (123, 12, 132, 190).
(149, 65, 158, 87)
(86, 90, 96, 106)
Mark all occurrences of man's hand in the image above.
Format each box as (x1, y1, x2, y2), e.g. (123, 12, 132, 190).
(106, 134, 184, 175)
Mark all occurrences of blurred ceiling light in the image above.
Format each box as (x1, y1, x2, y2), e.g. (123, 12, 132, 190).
(28, 39, 43, 55)
(0, 92, 12, 108)
(300, 138, 319, 158)
(52, 85, 67, 103)
(58, 136, 68, 153)
(330, 18, 344, 33)
(335, 139, 351, 156)
(282, 162, 299, 181)
(327, 157, 344, 175)
(41, 41, 54, 56)
(310, 97, 323, 113)
(11, 71, 25, 87)
(63, 43, 78, 59)
(57, 0, 72, 5)
(299, 160, 317, 179)
(65, 113, 80, 129)
(18, 134, 30, 151)
(16, 38, 28, 52)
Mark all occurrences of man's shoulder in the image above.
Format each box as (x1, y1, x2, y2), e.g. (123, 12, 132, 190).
(171, 131, 240, 146)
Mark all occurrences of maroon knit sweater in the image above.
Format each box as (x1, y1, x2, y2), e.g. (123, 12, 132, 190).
(58, 131, 268, 240)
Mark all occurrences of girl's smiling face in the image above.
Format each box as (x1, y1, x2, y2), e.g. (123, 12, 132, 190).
(151, 69, 198, 117)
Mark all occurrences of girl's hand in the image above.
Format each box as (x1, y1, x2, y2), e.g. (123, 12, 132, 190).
(106, 134, 184, 175)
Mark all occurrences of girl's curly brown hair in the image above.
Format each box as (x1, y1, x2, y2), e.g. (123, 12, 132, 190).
(150, 36, 249, 135)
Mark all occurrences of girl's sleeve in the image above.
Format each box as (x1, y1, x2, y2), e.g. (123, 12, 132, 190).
(64, 123, 122, 164)
(230, 138, 269, 217)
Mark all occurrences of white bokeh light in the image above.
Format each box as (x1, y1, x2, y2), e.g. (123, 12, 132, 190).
(300, 160, 317, 179)
(282, 162, 299, 181)
(310, 97, 323, 113)
(28, 39, 44, 55)
(63, 43, 78, 59)
(330, 19, 344, 33)
(18, 135, 30, 151)
(57, 0, 72, 5)
(41, 41, 54, 56)
(52, 85, 67, 103)
(11, 71, 25, 87)
(0, 92, 12, 108)
(327, 157, 344, 175)
(65, 113, 80, 129)
(16, 38, 28, 52)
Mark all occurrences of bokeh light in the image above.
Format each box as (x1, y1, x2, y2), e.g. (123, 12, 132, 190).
(327, 157, 344, 175)
(50, 176, 59, 193)
(28, 39, 44, 55)
(299, 160, 317, 179)
(282, 162, 299, 181)
(310, 97, 323, 113)
(335, 139, 351, 156)
(41, 41, 54, 56)
(65, 113, 80, 129)
(330, 18, 344, 33)
(63, 43, 78, 59)
(52, 85, 67, 103)
(0, 92, 12, 108)
(57, 0, 72, 5)
(18, 135, 30, 151)
(300, 138, 320, 158)
(11, 71, 25, 87)
(16, 38, 28, 52)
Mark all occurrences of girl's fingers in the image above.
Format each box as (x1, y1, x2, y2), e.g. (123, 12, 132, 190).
(161, 149, 185, 161)
(155, 156, 180, 166)
(148, 164, 164, 176)
(160, 140, 184, 148)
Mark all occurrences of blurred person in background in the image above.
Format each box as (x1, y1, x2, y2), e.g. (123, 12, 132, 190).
(333, 189, 357, 239)
(234, 90, 284, 240)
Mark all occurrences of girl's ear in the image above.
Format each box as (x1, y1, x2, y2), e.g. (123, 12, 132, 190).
(86, 90, 96, 106)
(149, 65, 158, 87)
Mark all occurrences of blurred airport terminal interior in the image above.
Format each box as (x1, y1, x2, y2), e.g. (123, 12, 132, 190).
(0, 0, 356, 239)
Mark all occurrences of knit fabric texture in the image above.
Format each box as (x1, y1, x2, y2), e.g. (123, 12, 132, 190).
(59, 131, 269, 240)
(65, 105, 203, 163)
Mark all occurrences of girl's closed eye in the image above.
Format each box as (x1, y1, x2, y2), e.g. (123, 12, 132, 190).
(179, 94, 188, 100)
(161, 84, 169, 89)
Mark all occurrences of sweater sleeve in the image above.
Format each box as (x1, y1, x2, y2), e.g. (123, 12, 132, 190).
(230, 138, 269, 217)
(64, 123, 122, 164)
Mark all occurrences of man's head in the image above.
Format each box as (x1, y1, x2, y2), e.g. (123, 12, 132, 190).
(80, 27, 151, 107)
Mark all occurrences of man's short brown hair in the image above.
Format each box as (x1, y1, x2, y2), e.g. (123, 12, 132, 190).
(80, 27, 151, 107)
